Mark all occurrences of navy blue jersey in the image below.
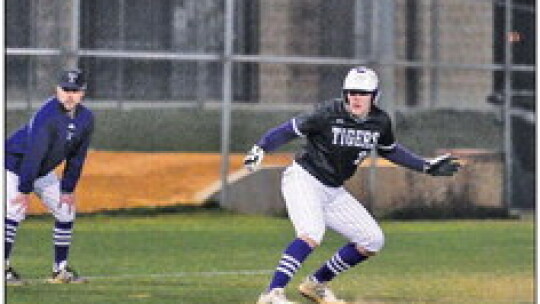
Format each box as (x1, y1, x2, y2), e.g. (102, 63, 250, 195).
(5, 97, 94, 194)
(292, 99, 395, 187)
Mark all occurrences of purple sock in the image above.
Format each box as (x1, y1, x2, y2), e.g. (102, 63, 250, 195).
(5, 218, 19, 261)
(268, 238, 313, 290)
(313, 243, 368, 283)
(53, 221, 73, 270)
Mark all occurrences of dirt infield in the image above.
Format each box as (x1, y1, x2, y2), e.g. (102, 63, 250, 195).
(26, 151, 294, 214)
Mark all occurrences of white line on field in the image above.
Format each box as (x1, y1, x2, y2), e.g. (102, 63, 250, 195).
(20, 269, 274, 284)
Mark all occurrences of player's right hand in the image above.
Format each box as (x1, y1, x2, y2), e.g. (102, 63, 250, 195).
(244, 145, 264, 172)
(12, 193, 31, 214)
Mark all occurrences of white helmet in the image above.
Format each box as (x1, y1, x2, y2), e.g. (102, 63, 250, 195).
(342, 66, 380, 103)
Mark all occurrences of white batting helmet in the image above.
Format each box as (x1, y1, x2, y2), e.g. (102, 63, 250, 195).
(342, 66, 380, 103)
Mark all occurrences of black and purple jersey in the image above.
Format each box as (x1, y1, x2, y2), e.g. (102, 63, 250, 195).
(256, 98, 426, 187)
(291, 99, 395, 186)
(5, 97, 94, 194)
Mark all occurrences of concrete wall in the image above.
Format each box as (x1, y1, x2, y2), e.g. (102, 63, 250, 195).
(215, 151, 503, 217)
(217, 167, 288, 216)
(346, 150, 504, 215)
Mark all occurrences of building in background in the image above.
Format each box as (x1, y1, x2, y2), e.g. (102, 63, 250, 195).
(8, 0, 533, 110)
(5, 0, 536, 209)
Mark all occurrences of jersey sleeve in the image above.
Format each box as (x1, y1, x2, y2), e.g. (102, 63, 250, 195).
(17, 110, 53, 193)
(378, 143, 426, 172)
(61, 113, 94, 193)
(256, 120, 298, 152)
(291, 106, 326, 137)
(377, 114, 396, 151)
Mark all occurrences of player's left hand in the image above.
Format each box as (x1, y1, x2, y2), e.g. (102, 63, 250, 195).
(59, 193, 76, 214)
(424, 153, 461, 176)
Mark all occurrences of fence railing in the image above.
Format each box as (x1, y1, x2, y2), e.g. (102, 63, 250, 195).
(5, 0, 535, 208)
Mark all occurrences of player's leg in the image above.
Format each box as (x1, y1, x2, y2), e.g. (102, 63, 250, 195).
(258, 163, 326, 304)
(319, 189, 383, 278)
(299, 189, 383, 303)
(35, 172, 86, 283)
(5, 171, 27, 285)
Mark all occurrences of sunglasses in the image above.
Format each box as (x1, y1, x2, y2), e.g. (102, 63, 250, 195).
(61, 87, 82, 92)
(347, 90, 373, 96)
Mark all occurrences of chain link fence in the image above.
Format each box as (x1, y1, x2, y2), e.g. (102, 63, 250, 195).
(5, 0, 535, 208)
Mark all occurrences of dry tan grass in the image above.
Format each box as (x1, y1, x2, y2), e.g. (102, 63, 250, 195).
(27, 151, 294, 214)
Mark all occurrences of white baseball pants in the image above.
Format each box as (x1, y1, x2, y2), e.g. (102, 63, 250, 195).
(281, 162, 384, 252)
(6, 170, 75, 223)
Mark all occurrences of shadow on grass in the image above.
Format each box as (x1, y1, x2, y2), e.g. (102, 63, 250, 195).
(27, 200, 225, 219)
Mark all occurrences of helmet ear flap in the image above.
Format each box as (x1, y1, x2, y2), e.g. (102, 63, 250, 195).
(372, 89, 380, 104)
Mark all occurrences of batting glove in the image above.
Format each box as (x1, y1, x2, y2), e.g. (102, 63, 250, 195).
(424, 153, 461, 176)
(244, 145, 265, 172)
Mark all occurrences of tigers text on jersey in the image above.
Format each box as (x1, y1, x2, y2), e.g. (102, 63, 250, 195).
(292, 99, 395, 187)
(5, 97, 95, 194)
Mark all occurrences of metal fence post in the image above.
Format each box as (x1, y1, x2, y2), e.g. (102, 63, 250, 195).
(429, 0, 440, 108)
(503, 0, 513, 209)
(220, 0, 234, 208)
(369, 0, 396, 213)
(67, 0, 80, 68)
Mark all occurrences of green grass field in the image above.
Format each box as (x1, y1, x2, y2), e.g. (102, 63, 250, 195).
(6, 210, 534, 304)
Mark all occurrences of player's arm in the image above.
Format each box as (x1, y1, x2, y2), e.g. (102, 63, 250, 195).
(244, 120, 299, 171)
(244, 106, 325, 171)
(244, 103, 326, 171)
(378, 144, 460, 176)
(257, 120, 300, 152)
(374, 116, 427, 172)
(18, 111, 53, 194)
(377, 144, 426, 172)
(376, 115, 459, 176)
(61, 116, 94, 193)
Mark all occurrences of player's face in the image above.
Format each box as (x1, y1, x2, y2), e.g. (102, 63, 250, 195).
(346, 91, 373, 117)
(56, 86, 85, 112)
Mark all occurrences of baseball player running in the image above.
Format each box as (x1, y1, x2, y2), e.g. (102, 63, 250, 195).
(244, 66, 460, 304)
(5, 69, 94, 285)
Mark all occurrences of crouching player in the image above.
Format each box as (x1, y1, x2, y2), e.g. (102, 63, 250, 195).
(5, 69, 94, 285)
(244, 66, 460, 304)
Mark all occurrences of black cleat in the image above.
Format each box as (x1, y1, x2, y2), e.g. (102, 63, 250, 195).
(6, 266, 26, 286)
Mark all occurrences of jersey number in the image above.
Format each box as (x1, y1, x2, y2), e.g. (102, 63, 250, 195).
(354, 151, 369, 165)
